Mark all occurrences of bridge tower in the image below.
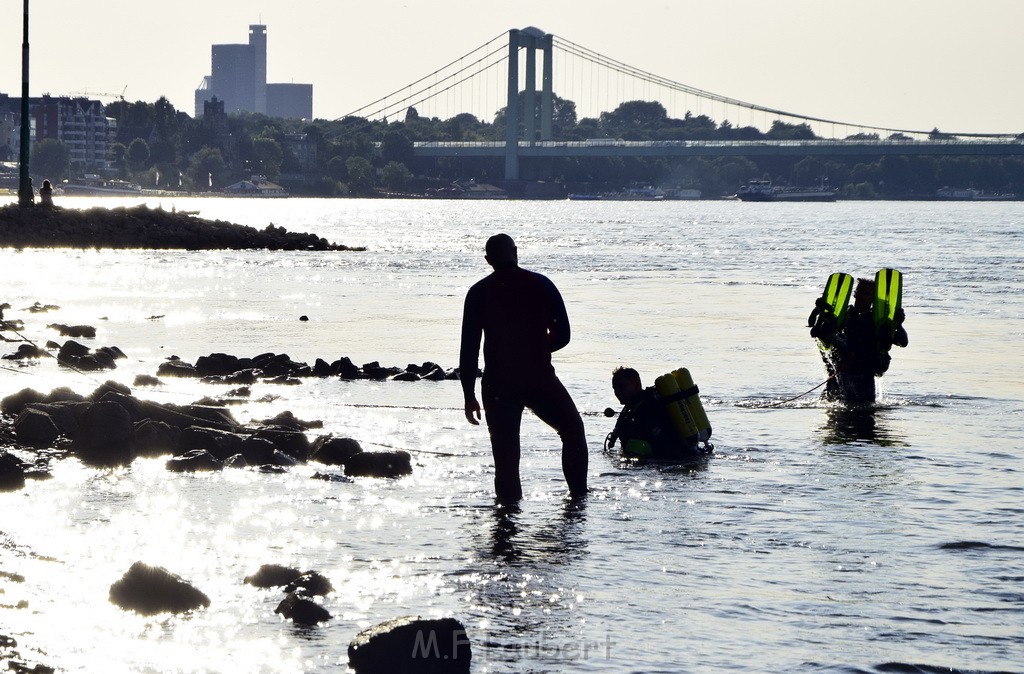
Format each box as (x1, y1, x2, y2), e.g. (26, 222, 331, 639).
(505, 27, 553, 180)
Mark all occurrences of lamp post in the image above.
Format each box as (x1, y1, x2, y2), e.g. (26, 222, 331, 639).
(18, 0, 33, 207)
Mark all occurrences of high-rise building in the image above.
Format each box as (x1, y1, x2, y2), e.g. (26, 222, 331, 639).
(268, 84, 313, 120)
(0, 94, 115, 171)
(195, 24, 313, 120)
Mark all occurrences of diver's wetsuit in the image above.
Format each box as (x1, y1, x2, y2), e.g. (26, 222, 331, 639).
(613, 387, 696, 459)
(824, 310, 884, 404)
(460, 265, 587, 502)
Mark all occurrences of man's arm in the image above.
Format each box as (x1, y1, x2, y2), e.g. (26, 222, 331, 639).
(459, 286, 483, 424)
(893, 308, 909, 348)
(544, 277, 571, 353)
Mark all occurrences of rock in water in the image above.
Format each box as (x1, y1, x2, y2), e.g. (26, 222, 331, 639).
(275, 592, 331, 625)
(244, 564, 303, 588)
(109, 562, 210, 615)
(348, 616, 471, 674)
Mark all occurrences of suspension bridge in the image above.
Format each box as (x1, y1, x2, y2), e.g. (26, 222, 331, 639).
(340, 27, 1024, 181)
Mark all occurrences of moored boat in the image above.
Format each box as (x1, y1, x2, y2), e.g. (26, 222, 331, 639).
(61, 175, 142, 196)
(936, 187, 1017, 201)
(736, 179, 837, 202)
(568, 186, 666, 201)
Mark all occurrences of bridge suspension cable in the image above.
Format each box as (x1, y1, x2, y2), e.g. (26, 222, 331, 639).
(336, 31, 509, 123)
(552, 36, 1016, 139)
(335, 29, 1017, 140)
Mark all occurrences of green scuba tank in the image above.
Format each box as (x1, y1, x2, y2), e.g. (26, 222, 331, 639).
(655, 368, 712, 446)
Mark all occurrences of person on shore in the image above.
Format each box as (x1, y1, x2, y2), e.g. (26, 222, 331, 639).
(820, 278, 908, 404)
(39, 179, 54, 208)
(607, 367, 697, 459)
(460, 233, 588, 503)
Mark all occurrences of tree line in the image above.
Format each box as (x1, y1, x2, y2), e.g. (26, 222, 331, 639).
(28, 95, 1024, 198)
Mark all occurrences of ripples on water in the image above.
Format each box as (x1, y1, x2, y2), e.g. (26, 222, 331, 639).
(1, 198, 1022, 672)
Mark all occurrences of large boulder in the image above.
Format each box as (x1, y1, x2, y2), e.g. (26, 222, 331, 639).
(333, 356, 361, 379)
(1, 388, 46, 416)
(165, 449, 223, 472)
(157, 360, 200, 378)
(236, 436, 279, 465)
(109, 562, 210, 615)
(244, 564, 303, 589)
(180, 404, 238, 428)
(348, 616, 471, 674)
(0, 452, 26, 492)
(344, 451, 413, 478)
(275, 592, 331, 626)
(1, 343, 48, 360)
(283, 571, 333, 597)
(133, 374, 164, 387)
(260, 410, 321, 431)
(26, 401, 89, 437)
(72, 401, 135, 466)
(89, 380, 131, 401)
(194, 353, 246, 377)
(178, 426, 246, 460)
(133, 420, 181, 458)
(14, 408, 62, 446)
(96, 391, 148, 422)
(47, 324, 96, 338)
(251, 427, 311, 462)
(45, 386, 88, 404)
(254, 353, 309, 378)
(57, 340, 90, 361)
(310, 436, 363, 466)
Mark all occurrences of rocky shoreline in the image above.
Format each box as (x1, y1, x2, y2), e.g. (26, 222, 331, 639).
(0, 307, 474, 671)
(0, 203, 364, 251)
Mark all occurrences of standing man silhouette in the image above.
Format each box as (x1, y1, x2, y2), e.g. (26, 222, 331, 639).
(460, 233, 588, 503)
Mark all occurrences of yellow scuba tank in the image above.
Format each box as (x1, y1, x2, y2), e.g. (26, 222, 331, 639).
(655, 369, 700, 446)
(672, 368, 712, 444)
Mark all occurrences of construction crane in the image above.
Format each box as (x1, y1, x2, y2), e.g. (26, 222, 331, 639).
(69, 85, 127, 101)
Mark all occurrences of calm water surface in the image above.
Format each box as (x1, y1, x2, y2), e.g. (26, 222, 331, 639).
(1, 197, 1021, 673)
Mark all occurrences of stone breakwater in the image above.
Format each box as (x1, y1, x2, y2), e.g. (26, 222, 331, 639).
(0, 203, 364, 251)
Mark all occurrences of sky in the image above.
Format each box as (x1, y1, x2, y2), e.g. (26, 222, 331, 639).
(2, 0, 1021, 134)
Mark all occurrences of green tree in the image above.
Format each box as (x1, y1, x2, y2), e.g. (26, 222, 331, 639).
(765, 120, 817, 140)
(599, 100, 669, 137)
(153, 96, 180, 142)
(345, 156, 375, 194)
(31, 138, 70, 181)
(188, 147, 226, 190)
(381, 161, 412, 192)
(126, 138, 150, 171)
(381, 130, 414, 165)
(252, 137, 283, 179)
(108, 142, 127, 173)
(326, 155, 349, 181)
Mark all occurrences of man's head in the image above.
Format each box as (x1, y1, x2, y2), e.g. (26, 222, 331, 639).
(485, 233, 518, 269)
(854, 278, 875, 311)
(612, 366, 643, 405)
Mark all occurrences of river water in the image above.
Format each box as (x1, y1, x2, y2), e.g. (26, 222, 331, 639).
(0, 197, 1021, 673)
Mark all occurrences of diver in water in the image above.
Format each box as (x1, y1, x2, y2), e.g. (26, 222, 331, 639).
(818, 277, 908, 404)
(607, 366, 702, 460)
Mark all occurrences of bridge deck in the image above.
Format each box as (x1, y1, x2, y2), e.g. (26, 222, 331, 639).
(413, 138, 1024, 158)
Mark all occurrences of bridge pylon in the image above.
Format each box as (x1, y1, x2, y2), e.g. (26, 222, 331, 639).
(505, 27, 553, 181)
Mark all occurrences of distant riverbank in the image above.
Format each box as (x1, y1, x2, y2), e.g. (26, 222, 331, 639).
(0, 203, 364, 250)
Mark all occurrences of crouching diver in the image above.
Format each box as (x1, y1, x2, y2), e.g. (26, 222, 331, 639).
(606, 366, 712, 461)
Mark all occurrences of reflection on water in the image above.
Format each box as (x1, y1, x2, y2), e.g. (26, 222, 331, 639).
(484, 498, 589, 568)
(818, 405, 908, 447)
(461, 499, 591, 672)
